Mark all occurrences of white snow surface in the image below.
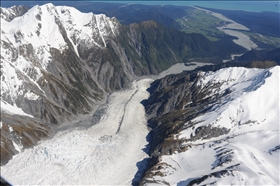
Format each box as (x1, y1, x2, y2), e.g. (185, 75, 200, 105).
(1, 3, 118, 51)
(0, 6, 24, 21)
(1, 99, 34, 118)
(146, 66, 280, 185)
(1, 78, 153, 185)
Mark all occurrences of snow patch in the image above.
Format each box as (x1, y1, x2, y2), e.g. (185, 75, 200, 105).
(24, 90, 39, 100)
(1, 99, 34, 118)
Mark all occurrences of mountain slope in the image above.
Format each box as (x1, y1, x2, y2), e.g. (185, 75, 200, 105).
(141, 66, 279, 185)
(0, 3, 121, 164)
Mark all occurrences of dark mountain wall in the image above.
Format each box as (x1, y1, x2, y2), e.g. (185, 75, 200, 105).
(236, 48, 280, 65)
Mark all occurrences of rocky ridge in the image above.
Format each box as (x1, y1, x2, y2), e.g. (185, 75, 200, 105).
(140, 65, 279, 185)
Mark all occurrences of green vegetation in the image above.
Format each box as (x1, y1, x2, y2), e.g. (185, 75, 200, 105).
(176, 9, 226, 41)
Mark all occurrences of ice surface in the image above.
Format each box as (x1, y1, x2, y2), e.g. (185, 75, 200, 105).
(1, 78, 153, 185)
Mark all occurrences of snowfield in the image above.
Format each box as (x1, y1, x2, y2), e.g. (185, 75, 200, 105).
(1, 78, 153, 185)
(145, 66, 280, 185)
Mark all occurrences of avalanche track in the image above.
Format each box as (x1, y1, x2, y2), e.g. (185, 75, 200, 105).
(1, 78, 153, 185)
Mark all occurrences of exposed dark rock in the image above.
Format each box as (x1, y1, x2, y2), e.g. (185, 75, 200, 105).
(0, 176, 12, 186)
(245, 60, 278, 69)
(139, 69, 234, 183)
(236, 48, 280, 65)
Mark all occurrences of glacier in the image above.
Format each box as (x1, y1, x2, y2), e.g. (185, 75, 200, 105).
(1, 78, 152, 185)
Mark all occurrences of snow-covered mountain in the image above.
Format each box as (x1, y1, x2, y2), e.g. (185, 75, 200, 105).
(141, 66, 279, 185)
(1, 3, 121, 164)
(1, 3, 119, 110)
(1, 3, 119, 121)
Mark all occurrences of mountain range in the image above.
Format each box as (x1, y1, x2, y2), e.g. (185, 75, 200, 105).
(0, 3, 247, 165)
(0, 3, 279, 185)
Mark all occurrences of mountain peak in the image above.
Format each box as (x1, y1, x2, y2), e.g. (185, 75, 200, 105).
(0, 5, 29, 21)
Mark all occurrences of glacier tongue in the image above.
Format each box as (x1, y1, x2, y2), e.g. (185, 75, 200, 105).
(1, 78, 153, 185)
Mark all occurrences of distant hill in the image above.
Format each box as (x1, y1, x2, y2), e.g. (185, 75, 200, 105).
(236, 48, 280, 65)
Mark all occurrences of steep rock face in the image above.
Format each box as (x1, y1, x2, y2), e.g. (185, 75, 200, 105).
(141, 66, 279, 185)
(143, 70, 231, 158)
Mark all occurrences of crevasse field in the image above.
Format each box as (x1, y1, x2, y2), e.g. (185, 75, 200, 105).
(2, 78, 152, 185)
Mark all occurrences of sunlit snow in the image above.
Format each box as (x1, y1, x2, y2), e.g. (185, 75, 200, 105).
(147, 66, 279, 185)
